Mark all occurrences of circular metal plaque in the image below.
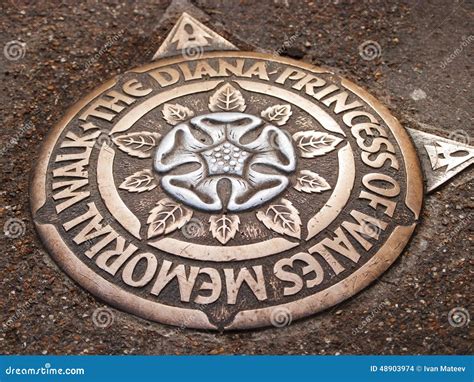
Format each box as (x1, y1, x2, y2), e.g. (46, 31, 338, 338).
(31, 52, 423, 330)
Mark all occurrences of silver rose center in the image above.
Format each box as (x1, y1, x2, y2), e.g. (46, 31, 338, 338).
(154, 112, 296, 212)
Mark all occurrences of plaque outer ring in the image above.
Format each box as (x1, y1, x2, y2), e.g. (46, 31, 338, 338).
(30, 52, 424, 330)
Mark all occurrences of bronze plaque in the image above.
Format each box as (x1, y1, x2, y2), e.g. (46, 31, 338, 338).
(31, 52, 423, 330)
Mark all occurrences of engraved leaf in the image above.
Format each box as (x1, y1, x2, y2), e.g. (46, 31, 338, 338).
(147, 198, 193, 239)
(292, 130, 342, 158)
(119, 169, 158, 193)
(208, 83, 246, 112)
(261, 104, 292, 126)
(294, 170, 331, 193)
(162, 103, 194, 125)
(209, 214, 240, 245)
(113, 131, 161, 158)
(256, 198, 301, 239)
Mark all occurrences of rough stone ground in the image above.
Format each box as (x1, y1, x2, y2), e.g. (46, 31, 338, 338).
(0, 0, 472, 354)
